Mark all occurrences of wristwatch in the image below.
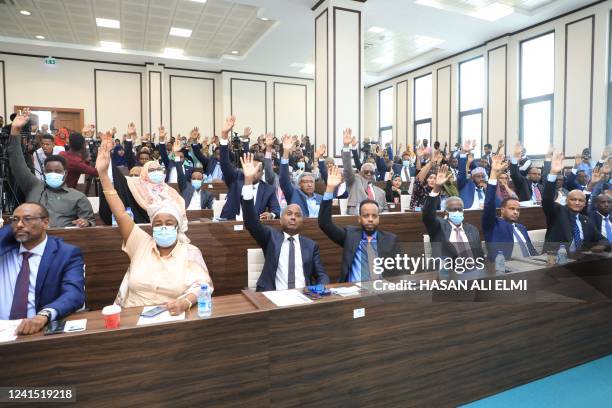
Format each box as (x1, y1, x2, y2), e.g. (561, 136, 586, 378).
(37, 310, 52, 323)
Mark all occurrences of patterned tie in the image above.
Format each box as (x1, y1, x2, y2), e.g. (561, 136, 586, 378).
(512, 224, 531, 257)
(359, 238, 376, 281)
(453, 227, 473, 258)
(287, 237, 295, 289)
(366, 184, 375, 200)
(572, 215, 583, 251)
(532, 184, 542, 202)
(9, 252, 33, 320)
(604, 215, 611, 242)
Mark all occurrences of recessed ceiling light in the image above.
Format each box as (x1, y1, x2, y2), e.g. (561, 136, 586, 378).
(470, 2, 514, 21)
(20, 10, 31, 16)
(169, 27, 192, 38)
(190, 0, 207, 3)
(164, 47, 184, 56)
(259, 17, 269, 21)
(368, 26, 384, 33)
(96, 18, 120, 29)
(36, 35, 45, 40)
(231, 50, 239, 55)
(372, 56, 393, 64)
(100, 41, 122, 49)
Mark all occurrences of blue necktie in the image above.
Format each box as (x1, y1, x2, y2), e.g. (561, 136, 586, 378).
(512, 224, 531, 257)
(477, 188, 484, 201)
(572, 216, 583, 250)
(604, 215, 612, 242)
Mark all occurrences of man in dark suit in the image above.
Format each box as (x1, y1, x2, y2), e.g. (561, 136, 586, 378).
(319, 166, 402, 282)
(422, 164, 484, 262)
(543, 152, 609, 253)
(279, 135, 323, 217)
(589, 194, 611, 242)
(509, 142, 543, 203)
(176, 164, 214, 210)
(483, 154, 538, 260)
(0, 202, 85, 335)
(240, 154, 328, 292)
(218, 116, 280, 220)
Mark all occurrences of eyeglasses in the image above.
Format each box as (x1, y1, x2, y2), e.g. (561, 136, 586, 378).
(362, 170, 375, 175)
(7, 216, 46, 225)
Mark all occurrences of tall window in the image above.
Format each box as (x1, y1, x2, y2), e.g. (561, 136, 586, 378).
(520, 32, 554, 155)
(378, 86, 394, 146)
(459, 56, 484, 157)
(414, 73, 432, 145)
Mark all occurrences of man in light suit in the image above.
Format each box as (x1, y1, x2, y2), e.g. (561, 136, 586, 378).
(0, 202, 85, 335)
(240, 154, 329, 292)
(422, 164, 484, 262)
(218, 116, 280, 220)
(341, 129, 388, 215)
(483, 154, 538, 260)
(319, 166, 402, 282)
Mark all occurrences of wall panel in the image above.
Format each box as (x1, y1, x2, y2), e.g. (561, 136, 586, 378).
(95, 69, 142, 134)
(274, 82, 307, 137)
(230, 78, 267, 139)
(169, 75, 215, 139)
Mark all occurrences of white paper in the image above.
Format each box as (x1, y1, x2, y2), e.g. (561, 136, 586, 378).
(330, 286, 361, 297)
(262, 289, 313, 307)
(0, 320, 21, 342)
(137, 306, 185, 326)
(64, 319, 87, 332)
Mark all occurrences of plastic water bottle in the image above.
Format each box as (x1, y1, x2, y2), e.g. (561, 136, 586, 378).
(198, 284, 212, 318)
(557, 245, 568, 265)
(495, 250, 506, 273)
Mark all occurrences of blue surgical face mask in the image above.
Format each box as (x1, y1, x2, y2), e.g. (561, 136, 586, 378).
(152, 226, 178, 248)
(297, 162, 305, 170)
(44, 172, 64, 189)
(149, 170, 165, 184)
(402, 160, 410, 167)
(191, 179, 202, 190)
(447, 211, 464, 226)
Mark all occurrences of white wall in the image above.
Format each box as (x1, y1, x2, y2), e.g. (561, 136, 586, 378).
(0, 53, 314, 142)
(365, 1, 611, 159)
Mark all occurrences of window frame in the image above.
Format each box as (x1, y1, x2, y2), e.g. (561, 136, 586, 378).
(378, 85, 394, 144)
(458, 55, 484, 155)
(413, 72, 433, 145)
(518, 30, 555, 157)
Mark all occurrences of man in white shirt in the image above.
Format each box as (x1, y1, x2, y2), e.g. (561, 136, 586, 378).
(32, 134, 64, 180)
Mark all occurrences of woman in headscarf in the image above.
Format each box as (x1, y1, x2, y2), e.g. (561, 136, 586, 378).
(111, 143, 128, 168)
(96, 131, 211, 314)
(385, 174, 403, 204)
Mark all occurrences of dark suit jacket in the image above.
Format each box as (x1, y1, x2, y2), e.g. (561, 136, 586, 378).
(241, 198, 328, 291)
(542, 178, 608, 252)
(588, 210, 610, 239)
(158, 143, 193, 182)
(318, 198, 402, 282)
(422, 194, 484, 260)
(482, 182, 538, 260)
(191, 143, 223, 179)
(176, 163, 214, 209)
(219, 144, 280, 220)
(510, 162, 543, 202)
(0, 226, 85, 318)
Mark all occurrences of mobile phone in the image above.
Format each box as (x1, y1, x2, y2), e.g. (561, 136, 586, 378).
(43, 320, 66, 335)
(140, 306, 166, 318)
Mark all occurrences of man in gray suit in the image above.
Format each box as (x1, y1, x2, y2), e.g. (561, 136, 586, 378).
(341, 129, 388, 215)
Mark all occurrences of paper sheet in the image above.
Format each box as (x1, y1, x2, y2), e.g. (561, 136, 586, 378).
(64, 319, 87, 332)
(262, 289, 313, 307)
(330, 286, 362, 297)
(0, 320, 22, 343)
(137, 306, 185, 326)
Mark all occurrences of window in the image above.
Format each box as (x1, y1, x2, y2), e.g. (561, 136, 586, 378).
(413, 73, 432, 145)
(459, 56, 484, 157)
(378, 86, 394, 146)
(520, 32, 554, 155)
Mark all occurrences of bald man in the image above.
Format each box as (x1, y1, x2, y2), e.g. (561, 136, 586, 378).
(542, 153, 609, 253)
(240, 153, 329, 292)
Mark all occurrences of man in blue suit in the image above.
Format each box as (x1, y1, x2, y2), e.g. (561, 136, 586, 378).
(457, 140, 488, 210)
(279, 134, 323, 217)
(240, 154, 328, 291)
(482, 154, 538, 260)
(0, 202, 85, 335)
(218, 116, 280, 220)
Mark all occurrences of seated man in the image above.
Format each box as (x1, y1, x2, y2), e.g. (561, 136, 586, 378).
(319, 166, 401, 282)
(8, 110, 95, 228)
(483, 155, 538, 260)
(423, 164, 484, 262)
(341, 129, 387, 215)
(543, 152, 609, 253)
(168, 137, 213, 210)
(457, 140, 487, 210)
(589, 194, 611, 242)
(279, 135, 323, 217)
(241, 154, 328, 291)
(0, 203, 85, 335)
(218, 117, 280, 220)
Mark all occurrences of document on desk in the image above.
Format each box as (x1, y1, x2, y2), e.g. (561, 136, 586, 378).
(64, 319, 87, 332)
(0, 320, 21, 343)
(262, 289, 313, 307)
(331, 286, 362, 297)
(137, 307, 185, 326)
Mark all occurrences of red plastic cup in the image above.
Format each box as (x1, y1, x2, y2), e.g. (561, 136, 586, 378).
(102, 305, 121, 329)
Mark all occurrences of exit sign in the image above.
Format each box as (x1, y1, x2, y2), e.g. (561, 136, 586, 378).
(44, 57, 56, 65)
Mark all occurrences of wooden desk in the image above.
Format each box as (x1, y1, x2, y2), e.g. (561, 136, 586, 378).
(2, 256, 611, 407)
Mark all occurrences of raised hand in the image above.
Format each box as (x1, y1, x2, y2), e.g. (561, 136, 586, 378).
(158, 126, 167, 142)
(342, 128, 352, 146)
(314, 144, 326, 160)
(127, 122, 137, 138)
(461, 139, 472, 154)
(11, 108, 30, 132)
(590, 166, 602, 185)
(433, 150, 443, 164)
(264, 133, 274, 148)
(490, 154, 506, 176)
(172, 137, 182, 153)
(351, 136, 358, 148)
(95, 131, 114, 173)
(243, 127, 252, 138)
(281, 134, 295, 158)
(574, 154, 582, 167)
(416, 146, 425, 158)
(221, 116, 236, 139)
(498, 139, 504, 149)
(550, 152, 564, 175)
(240, 152, 261, 185)
(513, 142, 523, 160)
(435, 164, 449, 187)
(326, 165, 342, 190)
(470, 139, 476, 150)
(190, 127, 200, 142)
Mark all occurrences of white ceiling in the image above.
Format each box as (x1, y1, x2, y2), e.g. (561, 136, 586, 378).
(0, 0, 597, 85)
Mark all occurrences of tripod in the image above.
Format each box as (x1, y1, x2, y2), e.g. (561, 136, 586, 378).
(0, 130, 22, 219)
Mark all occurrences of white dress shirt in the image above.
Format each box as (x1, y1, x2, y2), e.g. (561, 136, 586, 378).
(275, 233, 305, 290)
(447, 221, 469, 243)
(187, 189, 201, 210)
(511, 223, 529, 258)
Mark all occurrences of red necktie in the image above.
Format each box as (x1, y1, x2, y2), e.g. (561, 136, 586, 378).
(10, 252, 33, 320)
(533, 184, 542, 202)
(366, 184, 374, 200)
